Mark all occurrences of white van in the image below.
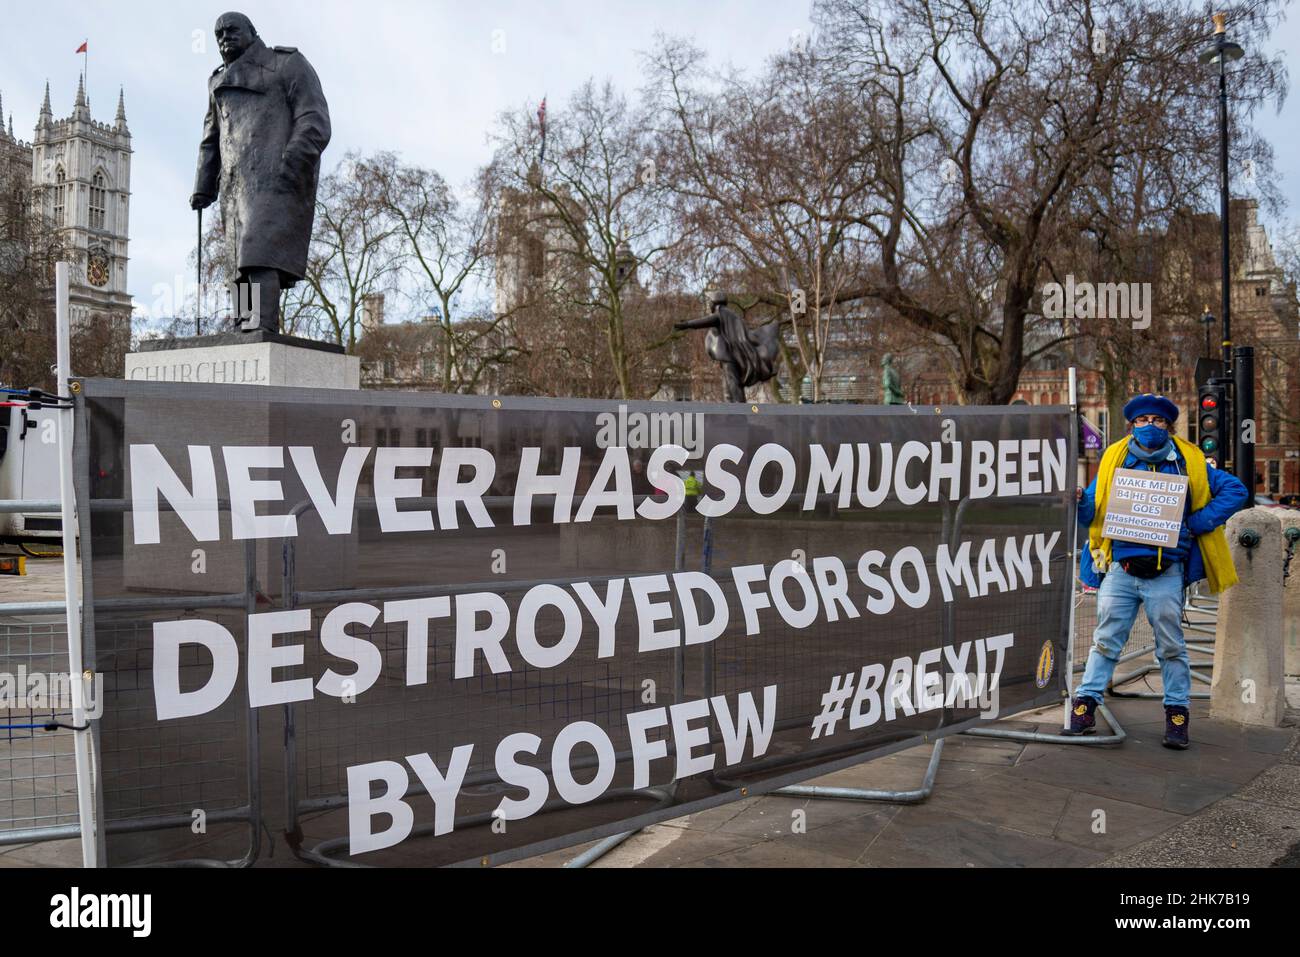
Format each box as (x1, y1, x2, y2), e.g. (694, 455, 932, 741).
(0, 404, 63, 543)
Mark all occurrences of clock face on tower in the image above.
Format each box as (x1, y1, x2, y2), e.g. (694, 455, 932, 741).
(87, 251, 110, 288)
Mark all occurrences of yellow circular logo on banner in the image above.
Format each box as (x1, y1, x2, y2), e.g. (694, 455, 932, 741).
(1035, 641, 1055, 689)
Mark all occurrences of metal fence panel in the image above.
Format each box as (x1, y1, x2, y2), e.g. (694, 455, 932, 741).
(75, 378, 1077, 866)
(0, 619, 79, 839)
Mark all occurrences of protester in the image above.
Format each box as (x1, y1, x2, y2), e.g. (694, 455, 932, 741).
(1066, 394, 1249, 748)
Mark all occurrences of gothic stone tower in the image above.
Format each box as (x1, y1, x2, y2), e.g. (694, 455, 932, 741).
(29, 77, 133, 328)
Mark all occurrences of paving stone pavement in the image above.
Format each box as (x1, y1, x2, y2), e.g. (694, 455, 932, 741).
(0, 553, 71, 603)
(512, 694, 1300, 869)
(3, 695, 1297, 869)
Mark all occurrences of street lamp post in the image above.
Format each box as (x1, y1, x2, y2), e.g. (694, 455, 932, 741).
(1198, 13, 1243, 371)
(1198, 12, 1252, 489)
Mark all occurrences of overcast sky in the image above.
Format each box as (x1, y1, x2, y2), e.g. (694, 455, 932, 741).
(2, 0, 1296, 316)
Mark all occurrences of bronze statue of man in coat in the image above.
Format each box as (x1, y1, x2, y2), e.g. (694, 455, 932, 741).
(190, 12, 330, 334)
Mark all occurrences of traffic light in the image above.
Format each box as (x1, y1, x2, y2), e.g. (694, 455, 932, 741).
(1197, 379, 1230, 464)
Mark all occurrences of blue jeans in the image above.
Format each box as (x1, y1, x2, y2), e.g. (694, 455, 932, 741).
(1077, 561, 1190, 708)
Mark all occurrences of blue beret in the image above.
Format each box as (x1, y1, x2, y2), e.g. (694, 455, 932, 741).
(1123, 393, 1179, 423)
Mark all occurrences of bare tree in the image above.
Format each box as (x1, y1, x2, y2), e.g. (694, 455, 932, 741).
(753, 0, 1290, 405)
(491, 80, 686, 399)
(648, 38, 877, 402)
(291, 152, 405, 352)
(1246, 220, 1300, 434)
(0, 162, 64, 389)
(357, 153, 524, 392)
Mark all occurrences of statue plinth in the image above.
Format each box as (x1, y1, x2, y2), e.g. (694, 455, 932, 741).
(125, 332, 359, 389)
(136, 329, 345, 355)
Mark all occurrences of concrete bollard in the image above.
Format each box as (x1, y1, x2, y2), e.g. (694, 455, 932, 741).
(1280, 508, 1300, 677)
(1210, 507, 1286, 727)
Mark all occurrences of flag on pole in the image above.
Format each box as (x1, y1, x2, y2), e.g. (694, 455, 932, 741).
(76, 40, 89, 100)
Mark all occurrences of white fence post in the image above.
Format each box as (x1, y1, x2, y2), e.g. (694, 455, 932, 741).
(1064, 366, 1079, 729)
(55, 262, 98, 867)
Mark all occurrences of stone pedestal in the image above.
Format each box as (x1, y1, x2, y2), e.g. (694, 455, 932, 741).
(126, 330, 360, 389)
(123, 333, 360, 601)
(1210, 508, 1286, 727)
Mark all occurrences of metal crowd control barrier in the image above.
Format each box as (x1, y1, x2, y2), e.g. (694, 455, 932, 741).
(962, 547, 1129, 746)
(758, 496, 973, 804)
(0, 495, 264, 867)
(943, 490, 1132, 746)
(18, 362, 1102, 867)
(79, 492, 263, 869)
(569, 489, 1061, 865)
(1, 499, 79, 848)
(964, 618, 1129, 745)
(557, 499, 948, 866)
(277, 495, 688, 868)
(0, 615, 79, 845)
(275, 489, 1045, 868)
(6, 502, 1132, 866)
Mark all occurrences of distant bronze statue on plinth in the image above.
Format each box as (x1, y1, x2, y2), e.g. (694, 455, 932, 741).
(190, 11, 331, 335)
(675, 293, 780, 403)
(881, 353, 905, 405)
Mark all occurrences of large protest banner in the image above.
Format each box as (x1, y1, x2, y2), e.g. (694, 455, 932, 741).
(75, 378, 1076, 866)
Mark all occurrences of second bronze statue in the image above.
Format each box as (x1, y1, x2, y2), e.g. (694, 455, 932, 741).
(189, 11, 331, 335)
(675, 293, 781, 404)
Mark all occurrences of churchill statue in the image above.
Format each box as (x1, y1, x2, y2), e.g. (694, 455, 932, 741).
(190, 12, 331, 334)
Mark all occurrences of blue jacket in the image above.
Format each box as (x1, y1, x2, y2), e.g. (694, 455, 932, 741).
(1078, 442, 1249, 588)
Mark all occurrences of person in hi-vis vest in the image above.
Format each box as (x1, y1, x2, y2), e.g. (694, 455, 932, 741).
(1066, 394, 1248, 749)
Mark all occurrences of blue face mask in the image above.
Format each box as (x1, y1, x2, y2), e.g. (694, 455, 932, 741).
(1134, 424, 1169, 449)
